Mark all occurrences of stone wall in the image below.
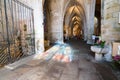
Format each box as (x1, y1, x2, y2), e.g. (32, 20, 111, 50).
(101, 0, 120, 42)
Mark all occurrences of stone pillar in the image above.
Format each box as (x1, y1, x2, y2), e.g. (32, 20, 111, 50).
(49, 0, 64, 44)
(83, 20, 87, 41)
(86, 0, 96, 44)
(50, 13, 64, 44)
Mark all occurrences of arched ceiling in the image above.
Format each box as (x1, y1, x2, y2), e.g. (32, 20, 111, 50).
(70, 15, 82, 27)
(72, 16, 81, 22)
(64, 7, 83, 28)
(64, 0, 85, 29)
(67, 5, 81, 15)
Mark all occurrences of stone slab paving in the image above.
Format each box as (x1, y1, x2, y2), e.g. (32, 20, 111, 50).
(0, 54, 117, 80)
(0, 39, 118, 80)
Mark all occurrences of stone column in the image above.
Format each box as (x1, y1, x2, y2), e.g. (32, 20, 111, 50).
(83, 20, 87, 41)
(49, 0, 64, 44)
(86, 0, 96, 44)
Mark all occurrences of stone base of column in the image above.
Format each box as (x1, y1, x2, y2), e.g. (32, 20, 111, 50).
(87, 39, 93, 44)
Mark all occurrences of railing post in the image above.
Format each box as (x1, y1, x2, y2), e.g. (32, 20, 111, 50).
(4, 0, 12, 63)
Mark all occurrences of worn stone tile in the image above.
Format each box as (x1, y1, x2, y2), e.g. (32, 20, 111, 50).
(63, 62, 78, 76)
(79, 71, 101, 80)
(0, 39, 118, 80)
(60, 74, 77, 80)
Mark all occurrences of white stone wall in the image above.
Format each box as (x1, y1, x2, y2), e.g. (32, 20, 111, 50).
(20, 0, 44, 54)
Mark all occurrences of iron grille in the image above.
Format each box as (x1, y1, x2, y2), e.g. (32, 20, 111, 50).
(0, 0, 35, 66)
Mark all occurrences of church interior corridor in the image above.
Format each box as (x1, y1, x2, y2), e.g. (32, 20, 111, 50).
(0, 0, 120, 80)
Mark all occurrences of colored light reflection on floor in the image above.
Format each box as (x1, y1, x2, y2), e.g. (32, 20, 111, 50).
(49, 44, 73, 62)
(52, 44, 73, 63)
(37, 44, 73, 63)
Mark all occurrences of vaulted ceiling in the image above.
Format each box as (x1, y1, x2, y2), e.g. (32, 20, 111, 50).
(64, 1, 85, 28)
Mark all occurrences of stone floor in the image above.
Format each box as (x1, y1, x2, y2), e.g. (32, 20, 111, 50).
(0, 39, 118, 80)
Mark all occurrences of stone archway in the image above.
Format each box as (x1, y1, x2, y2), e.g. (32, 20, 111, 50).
(43, 0, 96, 45)
(63, 0, 87, 41)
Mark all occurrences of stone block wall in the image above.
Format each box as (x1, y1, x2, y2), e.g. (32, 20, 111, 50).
(102, 0, 120, 41)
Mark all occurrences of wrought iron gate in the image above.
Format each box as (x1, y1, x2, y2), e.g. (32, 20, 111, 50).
(0, 0, 35, 66)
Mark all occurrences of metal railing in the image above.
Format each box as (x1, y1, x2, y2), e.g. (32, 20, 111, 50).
(0, 0, 35, 66)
